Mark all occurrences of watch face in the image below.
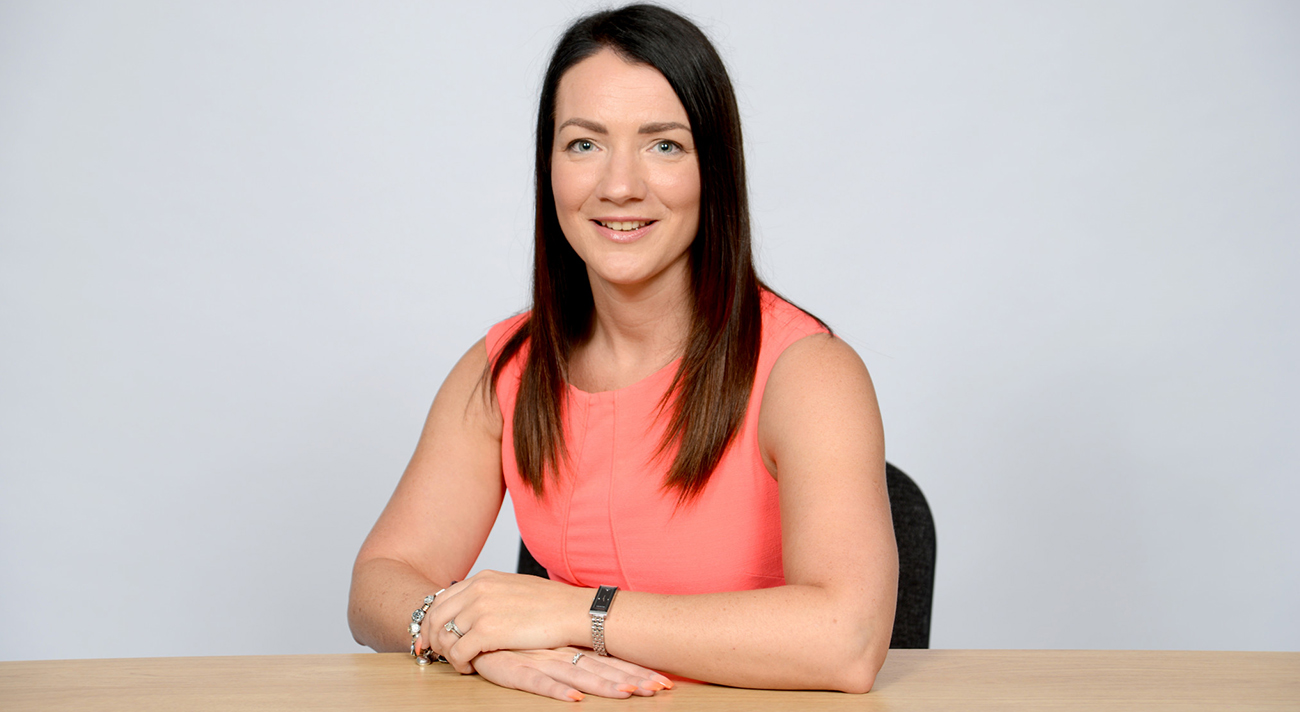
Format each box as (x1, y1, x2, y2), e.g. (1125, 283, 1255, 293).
(591, 585, 618, 613)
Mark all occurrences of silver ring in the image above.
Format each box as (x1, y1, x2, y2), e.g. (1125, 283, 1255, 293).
(571, 652, 584, 665)
(444, 620, 465, 638)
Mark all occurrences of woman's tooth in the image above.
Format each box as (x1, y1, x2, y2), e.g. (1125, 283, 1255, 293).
(601, 220, 649, 231)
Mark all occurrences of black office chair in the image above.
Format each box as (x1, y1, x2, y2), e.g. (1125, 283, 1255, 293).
(883, 462, 936, 648)
(517, 461, 936, 648)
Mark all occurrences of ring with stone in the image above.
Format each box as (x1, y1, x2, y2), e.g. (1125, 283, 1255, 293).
(444, 620, 465, 638)
(571, 652, 585, 665)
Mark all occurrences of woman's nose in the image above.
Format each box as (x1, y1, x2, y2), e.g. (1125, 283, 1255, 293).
(595, 149, 646, 204)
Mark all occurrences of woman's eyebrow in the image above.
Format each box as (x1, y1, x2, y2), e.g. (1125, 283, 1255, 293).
(557, 118, 607, 133)
(638, 121, 690, 134)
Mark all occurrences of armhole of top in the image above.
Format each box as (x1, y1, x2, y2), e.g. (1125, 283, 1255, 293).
(753, 298, 833, 480)
(486, 312, 530, 364)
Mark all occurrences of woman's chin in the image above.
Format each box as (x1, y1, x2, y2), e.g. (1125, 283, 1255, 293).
(590, 273, 655, 292)
(587, 262, 687, 294)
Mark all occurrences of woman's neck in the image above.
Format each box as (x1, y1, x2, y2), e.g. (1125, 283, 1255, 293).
(569, 266, 692, 392)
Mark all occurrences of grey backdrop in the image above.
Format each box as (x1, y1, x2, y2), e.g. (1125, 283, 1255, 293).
(2, 1, 1297, 661)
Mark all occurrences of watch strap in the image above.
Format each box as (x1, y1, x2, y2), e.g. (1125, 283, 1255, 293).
(589, 585, 618, 656)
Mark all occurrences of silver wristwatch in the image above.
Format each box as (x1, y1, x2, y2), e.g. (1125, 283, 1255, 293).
(588, 585, 618, 656)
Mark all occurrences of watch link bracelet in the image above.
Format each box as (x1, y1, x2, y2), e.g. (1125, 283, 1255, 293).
(588, 585, 618, 656)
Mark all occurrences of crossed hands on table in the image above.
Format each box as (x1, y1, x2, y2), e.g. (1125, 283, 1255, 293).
(416, 571, 673, 702)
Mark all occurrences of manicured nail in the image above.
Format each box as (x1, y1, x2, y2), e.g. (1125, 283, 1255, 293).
(567, 690, 584, 701)
(617, 683, 638, 693)
(658, 678, 674, 689)
(640, 680, 664, 691)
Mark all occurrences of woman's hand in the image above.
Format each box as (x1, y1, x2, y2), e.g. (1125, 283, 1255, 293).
(471, 647, 673, 702)
(427, 570, 591, 672)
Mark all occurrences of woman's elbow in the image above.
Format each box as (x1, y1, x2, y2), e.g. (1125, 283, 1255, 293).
(827, 617, 891, 693)
(346, 592, 369, 648)
(831, 646, 887, 693)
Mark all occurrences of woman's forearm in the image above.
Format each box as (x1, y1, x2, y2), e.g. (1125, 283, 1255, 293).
(589, 584, 891, 693)
(347, 557, 455, 653)
(366, 561, 891, 691)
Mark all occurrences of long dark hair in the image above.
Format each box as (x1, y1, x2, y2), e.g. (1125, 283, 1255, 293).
(490, 4, 771, 504)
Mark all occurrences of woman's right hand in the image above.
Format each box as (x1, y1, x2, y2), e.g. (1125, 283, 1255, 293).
(469, 647, 673, 702)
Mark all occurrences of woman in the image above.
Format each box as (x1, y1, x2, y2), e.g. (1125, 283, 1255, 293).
(348, 4, 896, 702)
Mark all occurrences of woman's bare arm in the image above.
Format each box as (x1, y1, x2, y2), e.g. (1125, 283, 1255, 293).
(347, 337, 506, 653)
(348, 338, 673, 701)
(605, 333, 895, 691)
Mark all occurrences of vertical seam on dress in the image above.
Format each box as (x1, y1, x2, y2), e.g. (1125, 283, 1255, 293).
(607, 391, 632, 590)
(560, 392, 587, 587)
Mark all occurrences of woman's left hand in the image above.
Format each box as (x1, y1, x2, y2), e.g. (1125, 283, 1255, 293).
(426, 570, 591, 673)
(471, 647, 672, 701)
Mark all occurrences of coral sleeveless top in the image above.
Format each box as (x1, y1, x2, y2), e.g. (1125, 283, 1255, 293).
(486, 291, 827, 594)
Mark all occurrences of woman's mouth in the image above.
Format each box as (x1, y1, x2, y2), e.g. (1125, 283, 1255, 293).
(593, 219, 656, 243)
(595, 219, 654, 231)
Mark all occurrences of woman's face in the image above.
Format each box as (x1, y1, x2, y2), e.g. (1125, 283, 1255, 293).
(551, 48, 701, 297)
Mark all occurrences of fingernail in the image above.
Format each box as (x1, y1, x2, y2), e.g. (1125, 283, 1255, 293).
(640, 680, 664, 691)
(567, 690, 584, 701)
(617, 683, 637, 693)
(658, 678, 674, 689)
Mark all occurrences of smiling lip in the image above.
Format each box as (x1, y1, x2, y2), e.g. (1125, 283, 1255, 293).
(592, 218, 657, 244)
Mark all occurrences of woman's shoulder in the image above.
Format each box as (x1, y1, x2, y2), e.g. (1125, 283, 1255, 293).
(757, 289, 869, 402)
(757, 298, 878, 469)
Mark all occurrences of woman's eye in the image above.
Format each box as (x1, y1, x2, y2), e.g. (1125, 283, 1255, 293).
(568, 139, 595, 153)
(654, 141, 680, 154)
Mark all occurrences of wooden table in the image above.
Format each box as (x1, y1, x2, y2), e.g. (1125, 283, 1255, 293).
(1, 650, 1296, 710)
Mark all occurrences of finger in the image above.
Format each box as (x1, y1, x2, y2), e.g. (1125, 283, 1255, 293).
(512, 665, 586, 702)
(429, 581, 493, 660)
(431, 595, 478, 663)
(536, 659, 641, 699)
(415, 631, 443, 660)
(415, 611, 440, 656)
(438, 623, 463, 656)
(445, 629, 488, 674)
(584, 654, 675, 690)
(569, 656, 664, 695)
(427, 587, 468, 637)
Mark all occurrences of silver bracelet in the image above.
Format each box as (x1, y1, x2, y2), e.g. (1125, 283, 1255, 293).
(409, 588, 447, 665)
(588, 585, 618, 656)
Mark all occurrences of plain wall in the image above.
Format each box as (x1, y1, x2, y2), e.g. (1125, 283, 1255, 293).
(1, 0, 1296, 660)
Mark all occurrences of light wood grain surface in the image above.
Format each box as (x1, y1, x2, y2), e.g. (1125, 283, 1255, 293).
(1, 650, 1296, 711)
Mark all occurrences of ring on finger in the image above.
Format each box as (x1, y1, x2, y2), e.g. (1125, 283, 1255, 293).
(571, 652, 584, 665)
(444, 620, 465, 638)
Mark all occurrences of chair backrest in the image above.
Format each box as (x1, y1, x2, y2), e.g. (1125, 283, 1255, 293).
(884, 462, 936, 648)
(517, 461, 936, 648)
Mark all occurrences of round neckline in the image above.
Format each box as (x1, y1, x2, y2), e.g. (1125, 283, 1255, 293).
(566, 357, 682, 399)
